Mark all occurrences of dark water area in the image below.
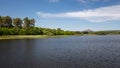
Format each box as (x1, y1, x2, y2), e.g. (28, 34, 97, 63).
(0, 35, 120, 68)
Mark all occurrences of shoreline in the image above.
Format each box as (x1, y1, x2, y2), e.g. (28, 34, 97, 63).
(0, 35, 70, 40)
(0, 35, 119, 40)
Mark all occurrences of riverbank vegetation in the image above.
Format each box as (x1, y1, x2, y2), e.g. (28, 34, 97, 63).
(0, 16, 75, 36)
(0, 16, 120, 37)
(0, 35, 71, 39)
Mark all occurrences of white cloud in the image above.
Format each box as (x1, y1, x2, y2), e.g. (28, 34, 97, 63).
(77, 0, 109, 3)
(36, 5, 120, 22)
(49, 0, 59, 3)
(78, 0, 87, 3)
(91, 0, 100, 2)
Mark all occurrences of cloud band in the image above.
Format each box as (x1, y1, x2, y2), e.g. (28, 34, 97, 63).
(36, 5, 120, 22)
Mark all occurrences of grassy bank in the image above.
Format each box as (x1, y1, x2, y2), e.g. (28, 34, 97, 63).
(0, 35, 48, 40)
(0, 35, 70, 40)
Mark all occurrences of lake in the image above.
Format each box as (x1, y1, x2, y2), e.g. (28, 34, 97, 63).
(0, 35, 120, 68)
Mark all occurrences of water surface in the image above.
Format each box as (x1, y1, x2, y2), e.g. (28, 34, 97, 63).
(0, 35, 120, 68)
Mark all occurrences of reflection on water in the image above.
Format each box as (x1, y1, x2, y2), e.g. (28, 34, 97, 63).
(0, 35, 120, 68)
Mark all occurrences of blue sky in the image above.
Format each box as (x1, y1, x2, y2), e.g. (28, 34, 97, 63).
(0, 0, 120, 31)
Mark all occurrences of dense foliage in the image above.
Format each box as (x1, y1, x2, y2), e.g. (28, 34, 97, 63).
(0, 16, 75, 35)
(0, 27, 76, 36)
(0, 16, 120, 36)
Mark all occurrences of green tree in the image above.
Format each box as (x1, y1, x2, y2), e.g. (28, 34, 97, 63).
(0, 16, 3, 27)
(23, 17, 35, 29)
(13, 18, 22, 28)
(23, 17, 30, 29)
(55, 28, 64, 35)
(2, 16, 13, 27)
(30, 18, 35, 27)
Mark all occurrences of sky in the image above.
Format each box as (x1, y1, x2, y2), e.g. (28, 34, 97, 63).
(0, 0, 120, 31)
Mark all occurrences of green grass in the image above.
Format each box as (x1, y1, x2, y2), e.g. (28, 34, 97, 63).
(0, 35, 70, 40)
(0, 35, 48, 40)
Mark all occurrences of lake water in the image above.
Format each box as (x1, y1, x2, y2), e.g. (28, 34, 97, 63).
(0, 35, 120, 68)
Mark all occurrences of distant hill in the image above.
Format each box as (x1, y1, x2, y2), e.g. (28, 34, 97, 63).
(92, 30, 120, 35)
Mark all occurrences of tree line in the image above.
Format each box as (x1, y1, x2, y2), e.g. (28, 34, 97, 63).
(0, 16, 75, 35)
(0, 16, 35, 28)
